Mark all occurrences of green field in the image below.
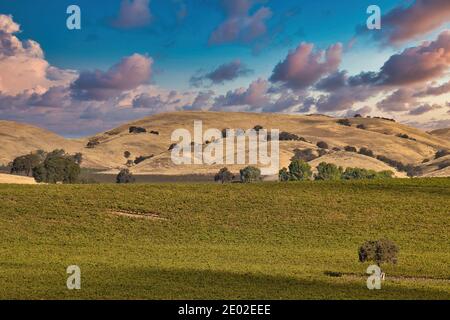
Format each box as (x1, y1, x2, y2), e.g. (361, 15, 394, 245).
(0, 179, 449, 299)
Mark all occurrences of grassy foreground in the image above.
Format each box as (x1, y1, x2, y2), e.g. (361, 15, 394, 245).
(0, 179, 449, 300)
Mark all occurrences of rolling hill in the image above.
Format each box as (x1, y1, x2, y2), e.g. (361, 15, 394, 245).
(430, 127, 450, 141)
(1, 112, 449, 178)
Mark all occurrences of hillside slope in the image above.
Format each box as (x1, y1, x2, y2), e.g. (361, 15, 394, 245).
(1, 112, 449, 177)
(430, 128, 450, 141)
(0, 120, 82, 166)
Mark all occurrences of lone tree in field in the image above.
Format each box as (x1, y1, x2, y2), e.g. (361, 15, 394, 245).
(358, 239, 399, 268)
(214, 167, 234, 184)
(116, 169, 135, 184)
(240, 166, 261, 183)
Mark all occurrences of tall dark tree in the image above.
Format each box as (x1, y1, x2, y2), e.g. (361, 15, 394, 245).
(116, 169, 135, 184)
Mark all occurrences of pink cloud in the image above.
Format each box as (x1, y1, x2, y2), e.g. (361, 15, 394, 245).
(209, 0, 272, 45)
(0, 14, 75, 95)
(270, 42, 342, 90)
(382, 0, 450, 45)
(379, 30, 450, 86)
(71, 54, 153, 100)
(112, 0, 152, 29)
(213, 78, 271, 109)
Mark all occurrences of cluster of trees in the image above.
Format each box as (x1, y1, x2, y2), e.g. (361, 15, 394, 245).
(11, 150, 82, 183)
(279, 160, 394, 182)
(213, 166, 262, 183)
(214, 167, 234, 183)
(334, 144, 424, 177)
(278, 132, 305, 141)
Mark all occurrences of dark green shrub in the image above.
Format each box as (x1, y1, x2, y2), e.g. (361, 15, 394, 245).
(116, 169, 135, 184)
(435, 149, 449, 159)
(240, 166, 261, 183)
(438, 161, 450, 170)
(253, 125, 264, 132)
(357, 124, 367, 130)
(396, 133, 416, 141)
(86, 139, 100, 148)
(32, 150, 81, 183)
(358, 239, 399, 267)
(215, 167, 234, 183)
(278, 168, 290, 182)
(279, 132, 303, 141)
(11, 153, 43, 176)
(376, 155, 407, 172)
(124, 151, 131, 159)
(316, 141, 329, 149)
(337, 119, 351, 126)
(342, 168, 393, 180)
(358, 147, 374, 157)
(73, 153, 83, 165)
(291, 148, 317, 162)
(129, 126, 147, 134)
(344, 146, 357, 153)
(314, 162, 343, 181)
(288, 160, 312, 181)
(134, 155, 154, 165)
(406, 164, 422, 177)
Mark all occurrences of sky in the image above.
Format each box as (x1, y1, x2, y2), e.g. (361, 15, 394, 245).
(0, 0, 449, 137)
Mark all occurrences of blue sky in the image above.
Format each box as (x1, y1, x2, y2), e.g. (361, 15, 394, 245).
(0, 0, 399, 91)
(0, 0, 449, 136)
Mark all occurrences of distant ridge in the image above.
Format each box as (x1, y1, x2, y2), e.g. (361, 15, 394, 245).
(1, 112, 449, 177)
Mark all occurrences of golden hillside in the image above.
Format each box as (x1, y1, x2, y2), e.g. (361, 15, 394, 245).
(1, 112, 449, 177)
(430, 128, 450, 141)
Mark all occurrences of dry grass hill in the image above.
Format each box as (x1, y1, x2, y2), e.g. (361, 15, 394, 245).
(430, 127, 450, 141)
(1, 112, 449, 179)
